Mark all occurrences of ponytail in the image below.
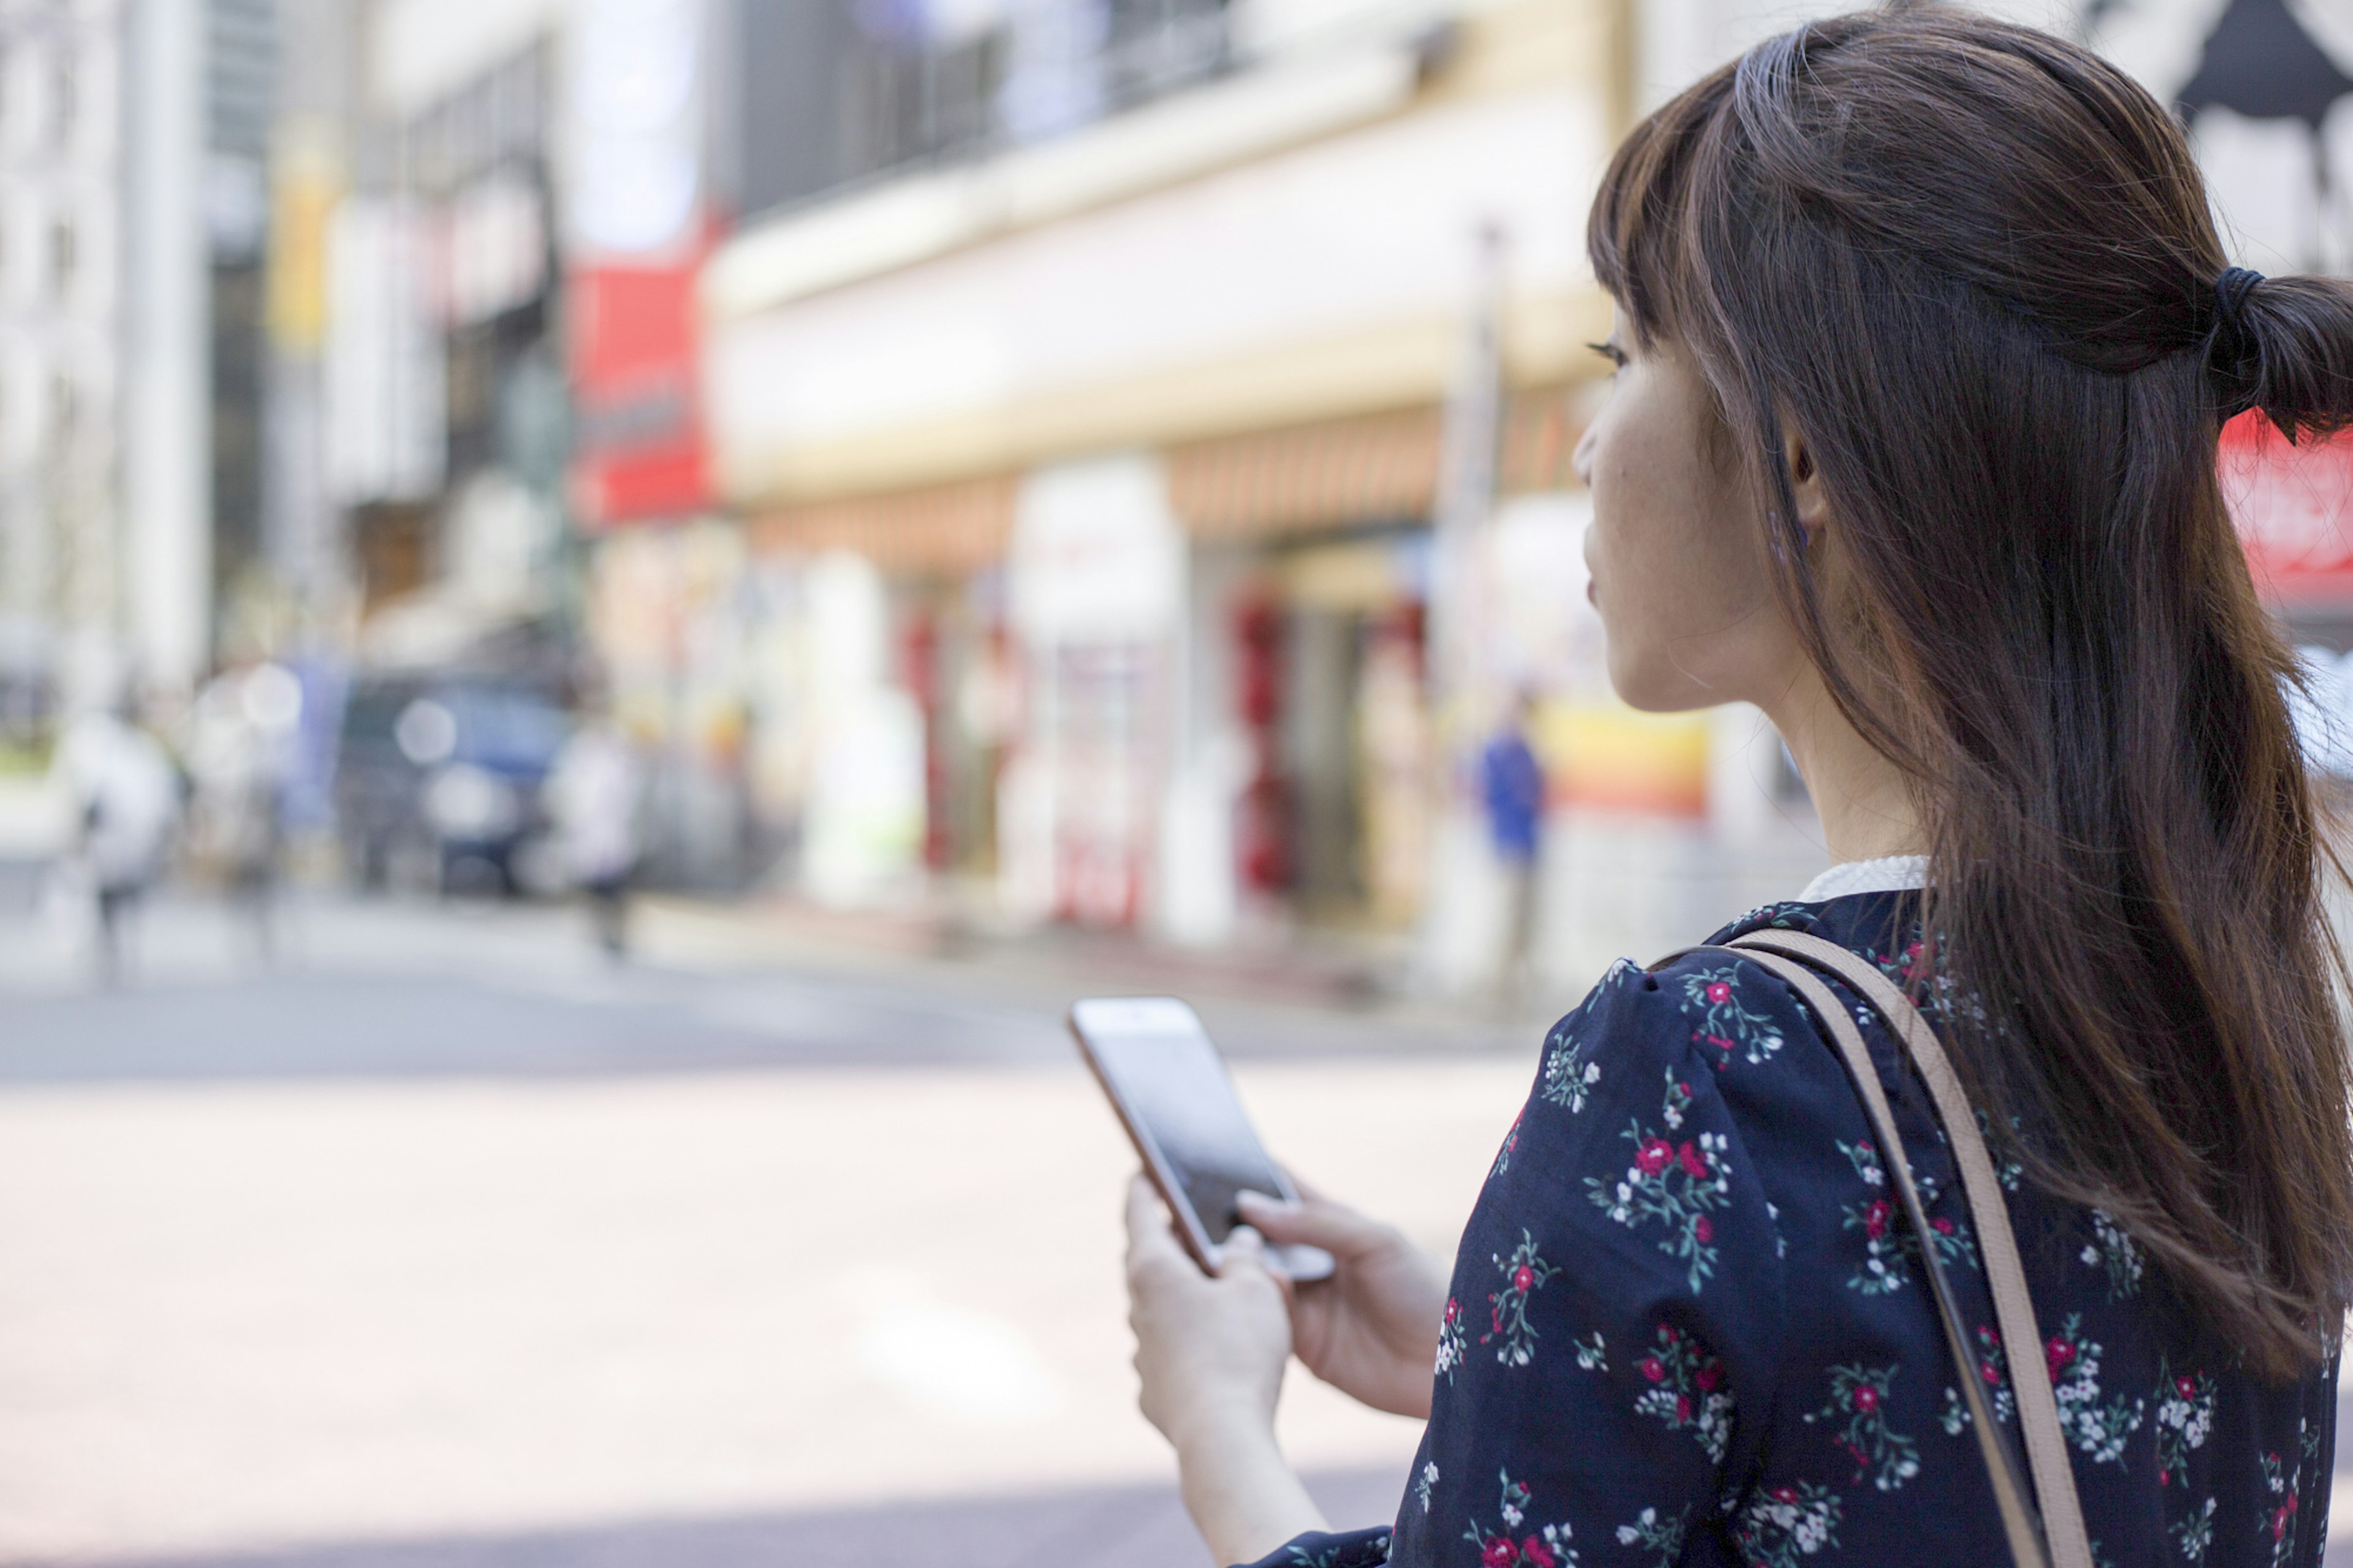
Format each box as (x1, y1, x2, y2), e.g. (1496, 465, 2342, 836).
(2213, 268, 2353, 442)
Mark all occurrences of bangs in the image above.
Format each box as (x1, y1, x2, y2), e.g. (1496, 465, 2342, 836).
(1585, 63, 1738, 350)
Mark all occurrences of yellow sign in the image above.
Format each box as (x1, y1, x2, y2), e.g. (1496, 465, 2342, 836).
(267, 121, 344, 354)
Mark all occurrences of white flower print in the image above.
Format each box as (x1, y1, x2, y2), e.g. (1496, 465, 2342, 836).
(2153, 1363, 2215, 1487)
(2044, 1314, 2145, 1466)
(1462, 1471, 1577, 1567)
(2078, 1209, 2144, 1301)
(2172, 1496, 2216, 1563)
(1632, 1322, 1735, 1462)
(1836, 1138, 1976, 1295)
(1735, 1482, 1842, 1567)
(1573, 1330, 1608, 1373)
(1416, 1461, 1439, 1515)
(1615, 1506, 1688, 1568)
(1540, 1023, 1602, 1114)
(1583, 1070, 1734, 1293)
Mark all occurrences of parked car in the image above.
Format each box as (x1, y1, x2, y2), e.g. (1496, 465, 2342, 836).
(337, 673, 571, 895)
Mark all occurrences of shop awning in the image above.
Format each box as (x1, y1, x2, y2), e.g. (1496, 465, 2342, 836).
(750, 475, 1017, 577)
(1169, 390, 1580, 544)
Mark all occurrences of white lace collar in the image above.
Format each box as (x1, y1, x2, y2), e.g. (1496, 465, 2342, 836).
(1800, 854, 1929, 902)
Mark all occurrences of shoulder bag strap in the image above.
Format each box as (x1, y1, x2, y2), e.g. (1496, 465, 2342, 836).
(1724, 930, 2094, 1568)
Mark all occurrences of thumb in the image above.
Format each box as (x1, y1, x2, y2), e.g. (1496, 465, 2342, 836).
(1237, 1189, 1389, 1255)
(1218, 1223, 1272, 1280)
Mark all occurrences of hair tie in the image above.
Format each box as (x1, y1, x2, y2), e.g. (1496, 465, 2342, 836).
(2209, 267, 2266, 417)
(2215, 267, 2265, 334)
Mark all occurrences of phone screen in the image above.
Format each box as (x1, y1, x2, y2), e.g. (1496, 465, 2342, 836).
(1073, 998, 1287, 1247)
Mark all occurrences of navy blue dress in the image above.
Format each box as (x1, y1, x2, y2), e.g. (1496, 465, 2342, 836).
(1250, 891, 2337, 1568)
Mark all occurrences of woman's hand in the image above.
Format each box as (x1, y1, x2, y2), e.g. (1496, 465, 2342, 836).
(1236, 1181, 1448, 1419)
(1124, 1176, 1326, 1564)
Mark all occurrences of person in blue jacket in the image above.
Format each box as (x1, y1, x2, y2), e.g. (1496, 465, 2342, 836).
(1123, 11, 2353, 1566)
(1480, 691, 1547, 1007)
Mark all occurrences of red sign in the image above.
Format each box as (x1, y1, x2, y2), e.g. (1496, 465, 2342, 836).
(568, 237, 712, 525)
(2225, 411, 2353, 608)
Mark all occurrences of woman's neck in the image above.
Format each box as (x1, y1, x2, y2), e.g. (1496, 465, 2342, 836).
(1767, 672, 1927, 865)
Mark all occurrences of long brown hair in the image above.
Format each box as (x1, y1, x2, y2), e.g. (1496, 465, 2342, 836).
(1591, 5, 2353, 1379)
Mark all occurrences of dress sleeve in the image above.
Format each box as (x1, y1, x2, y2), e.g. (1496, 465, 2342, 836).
(1385, 955, 1797, 1567)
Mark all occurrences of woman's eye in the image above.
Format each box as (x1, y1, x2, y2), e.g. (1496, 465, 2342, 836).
(1586, 341, 1627, 375)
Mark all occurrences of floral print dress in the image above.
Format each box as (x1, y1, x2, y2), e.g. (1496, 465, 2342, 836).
(1247, 891, 2338, 1568)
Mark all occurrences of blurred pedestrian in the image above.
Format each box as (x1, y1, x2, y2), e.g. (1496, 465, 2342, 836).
(545, 702, 643, 959)
(55, 697, 181, 985)
(188, 661, 299, 960)
(1478, 689, 1546, 1007)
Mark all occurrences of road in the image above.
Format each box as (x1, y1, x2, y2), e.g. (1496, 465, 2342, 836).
(5, 886, 2351, 1568)
(0, 887, 1534, 1568)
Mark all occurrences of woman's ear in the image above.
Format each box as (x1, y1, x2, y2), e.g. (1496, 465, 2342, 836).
(1781, 423, 1831, 548)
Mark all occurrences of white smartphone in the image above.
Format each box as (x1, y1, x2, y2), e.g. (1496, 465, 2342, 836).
(1070, 996, 1335, 1282)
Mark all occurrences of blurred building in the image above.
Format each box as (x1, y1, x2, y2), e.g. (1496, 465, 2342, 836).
(0, 0, 209, 747)
(235, 0, 2353, 993)
(694, 0, 1663, 985)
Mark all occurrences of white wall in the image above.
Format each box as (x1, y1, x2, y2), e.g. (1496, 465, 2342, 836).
(704, 84, 1606, 485)
(125, 0, 209, 691)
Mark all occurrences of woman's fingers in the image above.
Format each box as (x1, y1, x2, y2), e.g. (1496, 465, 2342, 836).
(1126, 1176, 1191, 1280)
(1235, 1189, 1392, 1256)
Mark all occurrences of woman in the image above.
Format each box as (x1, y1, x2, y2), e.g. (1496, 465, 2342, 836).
(1123, 9, 2353, 1566)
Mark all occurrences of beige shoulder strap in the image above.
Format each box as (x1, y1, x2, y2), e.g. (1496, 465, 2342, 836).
(1697, 930, 2093, 1568)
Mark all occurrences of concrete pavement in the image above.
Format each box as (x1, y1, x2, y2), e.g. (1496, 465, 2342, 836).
(5, 885, 2352, 1567)
(0, 887, 1531, 1567)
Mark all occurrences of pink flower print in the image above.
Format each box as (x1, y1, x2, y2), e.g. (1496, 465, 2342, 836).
(1482, 1536, 1517, 1568)
(1586, 1070, 1735, 1293)
(2045, 1336, 2076, 1379)
(1482, 1232, 1557, 1366)
(1523, 1537, 1556, 1568)
(1706, 981, 1731, 1004)
(2272, 1493, 2297, 1542)
(1931, 1217, 1955, 1235)
(1864, 1199, 1891, 1240)
(1981, 1359, 2002, 1385)
(1806, 1362, 1917, 1490)
(2177, 1376, 2197, 1399)
(1772, 1486, 1798, 1504)
(1633, 1322, 1735, 1461)
(1692, 1215, 1714, 1244)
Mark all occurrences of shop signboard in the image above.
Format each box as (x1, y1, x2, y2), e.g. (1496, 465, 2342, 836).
(561, 0, 713, 525)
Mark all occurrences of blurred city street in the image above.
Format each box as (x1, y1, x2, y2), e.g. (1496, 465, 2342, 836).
(0, 0, 2343, 1561)
(0, 885, 1533, 1567)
